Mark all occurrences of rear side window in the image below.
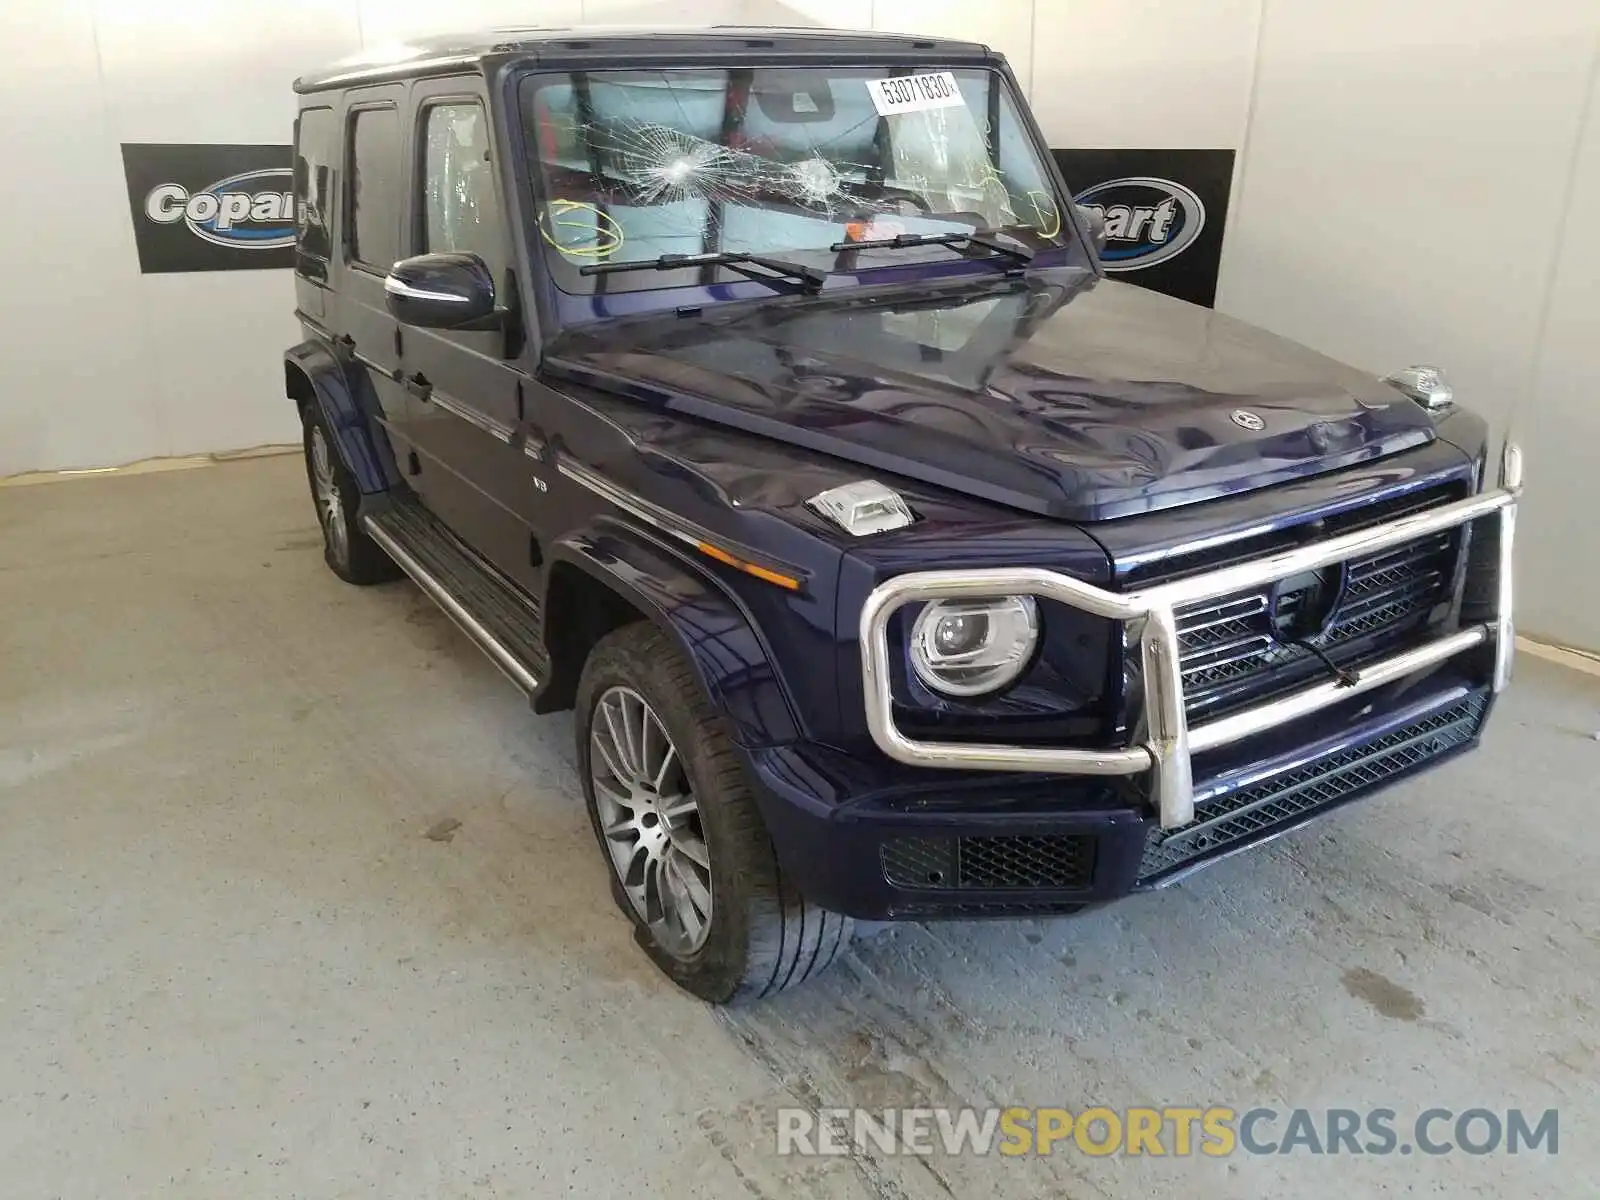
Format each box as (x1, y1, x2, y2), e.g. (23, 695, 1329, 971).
(420, 102, 503, 274)
(348, 107, 401, 268)
(293, 105, 336, 275)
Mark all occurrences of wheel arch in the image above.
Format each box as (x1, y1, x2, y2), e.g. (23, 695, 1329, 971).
(284, 339, 394, 494)
(539, 525, 803, 748)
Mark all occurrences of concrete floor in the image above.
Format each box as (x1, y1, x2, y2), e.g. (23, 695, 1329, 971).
(2, 455, 1596, 1199)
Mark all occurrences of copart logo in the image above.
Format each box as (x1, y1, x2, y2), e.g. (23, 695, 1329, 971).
(143, 167, 296, 250)
(1075, 176, 1206, 272)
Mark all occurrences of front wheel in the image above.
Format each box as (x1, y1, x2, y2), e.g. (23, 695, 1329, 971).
(576, 622, 853, 1002)
(302, 407, 399, 586)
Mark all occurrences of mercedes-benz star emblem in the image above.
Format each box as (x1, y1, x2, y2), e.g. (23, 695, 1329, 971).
(1231, 409, 1266, 431)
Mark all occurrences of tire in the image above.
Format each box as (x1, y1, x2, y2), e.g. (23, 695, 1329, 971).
(575, 622, 853, 1003)
(301, 405, 400, 586)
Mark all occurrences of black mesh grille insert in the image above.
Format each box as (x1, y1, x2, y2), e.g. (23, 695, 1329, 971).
(882, 833, 1096, 891)
(1169, 527, 1460, 714)
(1138, 692, 1488, 883)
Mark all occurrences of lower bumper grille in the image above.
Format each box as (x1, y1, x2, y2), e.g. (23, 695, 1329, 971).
(882, 833, 1096, 891)
(1138, 691, 1488, 883)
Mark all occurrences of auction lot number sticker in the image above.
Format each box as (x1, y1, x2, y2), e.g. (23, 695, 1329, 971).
(866, 72, 965, 116)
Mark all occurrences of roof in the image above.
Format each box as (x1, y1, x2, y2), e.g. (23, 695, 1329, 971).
(293, 25, 996, 93)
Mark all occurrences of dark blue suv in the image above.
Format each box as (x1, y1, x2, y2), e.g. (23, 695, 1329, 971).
(286, 27, 1521, 1002)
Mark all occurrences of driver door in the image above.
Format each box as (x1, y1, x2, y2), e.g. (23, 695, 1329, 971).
(399, 80, 543, 597)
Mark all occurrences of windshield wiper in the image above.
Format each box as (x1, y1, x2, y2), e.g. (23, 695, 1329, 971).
(827, 229, 1035, 268)
(580, 251, 825, 294)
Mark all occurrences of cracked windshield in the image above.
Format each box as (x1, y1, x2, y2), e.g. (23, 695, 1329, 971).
(520, 66, 1067, 292)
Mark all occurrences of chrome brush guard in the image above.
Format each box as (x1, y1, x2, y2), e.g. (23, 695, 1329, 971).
(860, 445, 1522, 830)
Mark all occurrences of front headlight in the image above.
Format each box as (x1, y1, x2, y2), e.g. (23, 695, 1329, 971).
(909, 596, 1040, 697)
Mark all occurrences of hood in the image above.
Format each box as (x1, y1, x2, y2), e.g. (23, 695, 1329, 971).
(546, 273, 1441, 522)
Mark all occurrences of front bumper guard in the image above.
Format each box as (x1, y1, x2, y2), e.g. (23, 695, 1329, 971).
(860, 446, 1522, 831)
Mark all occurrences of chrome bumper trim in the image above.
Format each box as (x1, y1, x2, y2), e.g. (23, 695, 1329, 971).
(1185, 625, 1487, 753)
(860, 468, 1520, 831)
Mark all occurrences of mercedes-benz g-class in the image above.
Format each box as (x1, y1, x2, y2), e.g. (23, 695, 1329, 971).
(286, 27, 1520, 1002)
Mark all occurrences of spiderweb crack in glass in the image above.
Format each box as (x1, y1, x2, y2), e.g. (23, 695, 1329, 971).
(585, 116, 881, 218)
(571, 113, 1018, 225)
(526, 69, 1066, 281)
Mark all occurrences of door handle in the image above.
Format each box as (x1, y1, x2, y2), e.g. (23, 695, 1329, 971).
(403, 371, 432, 401)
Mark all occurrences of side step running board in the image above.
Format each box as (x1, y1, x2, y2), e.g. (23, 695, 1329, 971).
(363, 500, 550, 698)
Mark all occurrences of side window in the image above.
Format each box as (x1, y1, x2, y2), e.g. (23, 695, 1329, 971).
(347, 107, 400, 268)
(420, 102, 503, 273)
(293, 105, 336, 275)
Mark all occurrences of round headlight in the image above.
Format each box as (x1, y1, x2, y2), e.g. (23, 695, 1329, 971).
(909, 596, 1039, 697)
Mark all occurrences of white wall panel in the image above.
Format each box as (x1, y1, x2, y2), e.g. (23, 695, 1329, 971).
(0, 0, 165, 476)
(93, 0, 362, 460)
(357, 0, 581, 45)
(1216, 0, 1599, 438)
(135, 276, 307, 459)
(1028, 0, 1262, 148)
(93, 0, 359, 144)
(872, 0, 1036, 94)
(1515, 55, 1600, 649)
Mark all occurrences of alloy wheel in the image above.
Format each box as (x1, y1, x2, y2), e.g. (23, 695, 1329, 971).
(309, 426, 349, 563)
(589, 685, 713, 956)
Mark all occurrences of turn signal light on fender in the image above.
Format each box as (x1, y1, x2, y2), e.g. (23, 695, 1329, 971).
(694, 541, 803, 591)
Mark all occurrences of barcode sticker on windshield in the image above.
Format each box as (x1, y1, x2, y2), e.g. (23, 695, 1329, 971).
(865, 72, 965, 116)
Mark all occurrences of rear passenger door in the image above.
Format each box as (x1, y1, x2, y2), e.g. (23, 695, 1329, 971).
(399, 79, 541, 594)
(332, 86, 413, 441)
(291, 104, 337, 329)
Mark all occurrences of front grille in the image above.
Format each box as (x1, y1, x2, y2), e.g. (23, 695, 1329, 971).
(882, 833, 1096, 891)
(1172, 528, 1459, 710)
(1138, 692, 1488, 883)
(1124, 481, 1463, 586)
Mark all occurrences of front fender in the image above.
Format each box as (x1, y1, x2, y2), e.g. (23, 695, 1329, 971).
(284, 339, 396, 494)
(546, 522, 803, 748)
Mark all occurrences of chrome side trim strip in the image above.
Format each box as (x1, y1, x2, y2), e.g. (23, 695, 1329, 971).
(556, 458, 808, 586)
(429, 391, 513, 444)
(350, 351, 398, 381)
(558, 458, 688, 545)
(362, 515, 541, 695)
(859, 477, 1520, 830)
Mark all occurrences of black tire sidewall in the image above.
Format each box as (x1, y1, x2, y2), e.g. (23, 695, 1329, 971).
(575, 625, 768, 1001)
(302, 408, 354, 578)
(300, 406, 397, 586)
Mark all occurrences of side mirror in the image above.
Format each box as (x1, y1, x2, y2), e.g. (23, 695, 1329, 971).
(1076, 204, 1107, 256)
(384, 252, 502, 330)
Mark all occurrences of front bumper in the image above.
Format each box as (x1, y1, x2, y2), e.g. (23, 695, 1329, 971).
(745, 669, 1492, 920)
(858, 450, 1521, 830)
(741, 445, 1520, 921)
